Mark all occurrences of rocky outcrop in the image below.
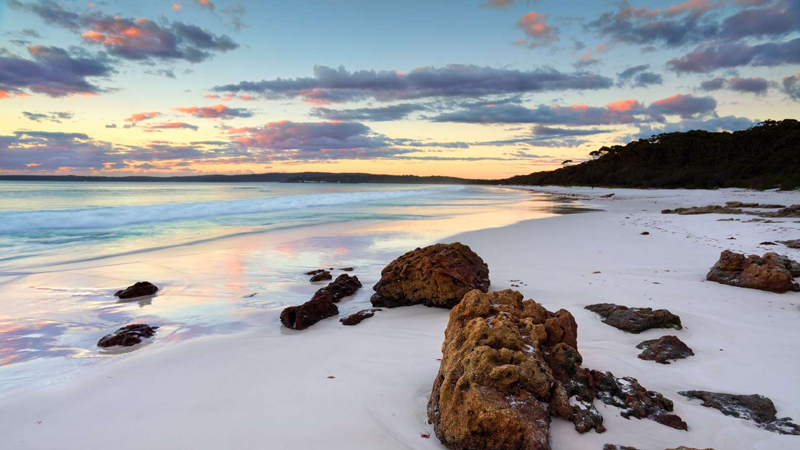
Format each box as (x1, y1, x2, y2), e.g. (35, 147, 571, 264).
(585, 303, 682, 333)
(725, 201, 784, 209)
(114, 281, 158, 299)
(662, 203, 799, 218)
(371, 242, 489, 309)
(340, 308, 380, 326)
(97, 324, 158, 347)
(603, 446, 714, 450)
(661, 205, 746, 215)
(778, 239, 800, 249)
(427, 290, 685, 450)
(680, 391, 800, 435)
(309, 270, 332, 282)
(706, 250, 800, 293)
(767, 205, 800, 218)
(281, 274, 362, 330)
(636, 335, 694, 364)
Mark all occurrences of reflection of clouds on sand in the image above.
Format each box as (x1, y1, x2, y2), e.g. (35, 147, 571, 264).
(0, 319, 79, 366)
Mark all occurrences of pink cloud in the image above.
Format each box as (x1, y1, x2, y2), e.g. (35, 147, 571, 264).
(125, 111, 160, 122)
(607, 99, 640, 112)
(174, 104, 252, 119)
(517, 12, 558, 47)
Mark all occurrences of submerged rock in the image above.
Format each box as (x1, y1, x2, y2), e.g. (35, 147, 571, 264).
(305, 269, 327, 275)
(280, 274, 362, 330)
(706, 250, 800, 293)
(636, 335, 694, 364)
(340, 308, 380, 326)
(680, 391, 800, 436)
(114, 281, 158, 299)
(427, 290, 686, 450)
(371, 242, 489, 309)
(585, 303, 682, 333)
(309, 270, 332, 282)
(97, 324, 158, 347)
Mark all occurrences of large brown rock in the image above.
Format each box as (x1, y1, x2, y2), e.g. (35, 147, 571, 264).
(636, 335, 694, 364)
(706, 250, 800, 293)
(427, 290, 686, 450)
(371, 242, 490, 309)
(585, 303, 682, 333)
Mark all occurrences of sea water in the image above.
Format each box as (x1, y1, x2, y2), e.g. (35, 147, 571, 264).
(0, 181, 587, 395)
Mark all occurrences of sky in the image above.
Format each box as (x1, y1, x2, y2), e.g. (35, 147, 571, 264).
(0, 0, 798, 179)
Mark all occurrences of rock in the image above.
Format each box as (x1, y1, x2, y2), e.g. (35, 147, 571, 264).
(340, 308, 380, 325)
(760, 241, 777, 245)
(427, 290, 686, 450)
(593, 370, 687, 430)
(281, 275, 362, 330)
(778, 239, 800, 249)
(661, 205, 746, 215)
(114, 281, 158, 299)
(641, 232, 650, 235)
(311, 274, 362, 303)
(339, 267, 354, 271)
(636, 335, 694, 364)
(766, 204, 800, 218)
(604, 446, 714, 450)
(280, 298, 338, 330)
(726, 201, 784, 209)
(600, 193, 615, 198)
(371, 242, 489, 309)
(305, 269, 327, 275)
(706, 250, 800, 293)
(680, 391, 800, 435)
(97, 324, 158, 347)
(309, 270, 332, 282)
(585, 303, 682, 333)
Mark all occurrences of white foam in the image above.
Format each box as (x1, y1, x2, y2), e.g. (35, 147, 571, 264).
(0, 186, 464, 233)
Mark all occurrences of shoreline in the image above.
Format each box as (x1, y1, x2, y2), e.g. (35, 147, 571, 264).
(1, 187, 799, 449)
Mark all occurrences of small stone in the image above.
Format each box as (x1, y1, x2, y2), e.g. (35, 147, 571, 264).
(636, 335, 694, 364)
(641, 231, 650, 235)
(585, 303, 682, 333)
(680, 391, 800, 435)
(340, 308, 380, 326)
(310, 270, 332, 282)
(114, 281, 158, 299)
(97, 324, 158, 347)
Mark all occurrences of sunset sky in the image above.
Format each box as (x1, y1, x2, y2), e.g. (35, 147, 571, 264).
(1, 0, 799, 179)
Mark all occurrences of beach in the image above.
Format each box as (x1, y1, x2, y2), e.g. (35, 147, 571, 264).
(1, 185, 799, 450)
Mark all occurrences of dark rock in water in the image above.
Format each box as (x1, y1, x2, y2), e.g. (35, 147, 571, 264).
(340, 308, 381, 326)
(281, 275, 362, 330)
(593, 371, 687, 430)
(371, 242, 489, 309)
(97, 324, 158, 347)
(760, 241, 777, 245)
(585, 303, 682, 333)
(312, 274, 362, 303)
(637, 335, 694, 364)
(339, 267, 354, 271)
(310, 270, 332, 282)
(640, 231, 650, 235)
(114, 281, 158, 299)
(706, 250, 800, 293)
(280, 298, 338, 330)
(778, 239, 800, 249)
(305, 269, 327, 275)
(680, 391, 800, 435)
(427, 290, 687, 450)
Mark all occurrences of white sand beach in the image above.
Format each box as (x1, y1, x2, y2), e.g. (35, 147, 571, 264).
(2, 187, 799, 450)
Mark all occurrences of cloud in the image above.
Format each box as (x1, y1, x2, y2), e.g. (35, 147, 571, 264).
(12, 0, 238, 63)
(665, 0, 725, 18)
(145, 69, 176, 78)
(668, 38, 800, 72)
(721, 0, 800, 40)
(517, 12, 558, 48)
(22, 111, 74, 123)
(309, 103, 429, 121)
(648, 94, 716, 119)
(632, 115, 758, 140)
(222, 3, 247, 31)
(432, 94, 716, 124)
(482, 0, 514, 9)
(171, 3, 182, 12)
(195, 0, 214, 11)
(728, 76, 770, 95)
(617, 64, 663, 87)
(783, 73, 800, 100)
(699, 77, 726, 91)
(213, 65, 613, 103)
(0, 45, 112, 97)
(574, 50, 600, 68)
(125, 111, 160, 122)
(174, 104, 253, 119)
(147, 122, 199, 131)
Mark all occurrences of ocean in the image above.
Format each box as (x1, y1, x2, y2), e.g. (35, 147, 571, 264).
(0, 181, 587, 395)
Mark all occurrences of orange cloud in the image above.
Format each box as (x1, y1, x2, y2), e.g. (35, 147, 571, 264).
(0, 90, 10, 99)
(125, 111, 160, 122)
(205, 94, 220, 99)
(171, 3, 182, 12)
(607, 99, 639, 112)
